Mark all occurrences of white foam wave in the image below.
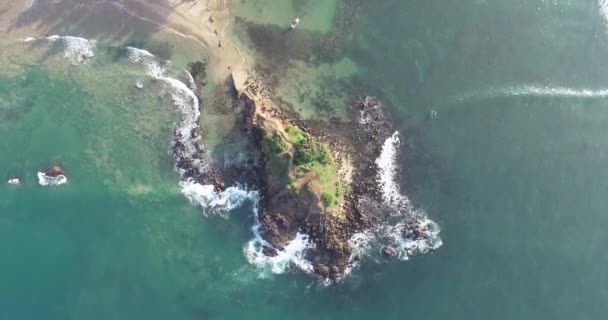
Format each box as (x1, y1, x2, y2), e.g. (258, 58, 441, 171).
(46, 35, 96, 65)
(244, 232, 314, 276)
(349, 215, 442, 261)
(37, 172, 67, 186)
(126, 46, 314, 277)
(179, 179, 258, 218)
(243, 194, 315, 276)
(376, 131, 410, 209)
(125, 47, 245, 218)
(126, 47, 202, 158)
(600, 0, 608, 26)
(184, 70, 197, 91)
(348, 131, 442, 267)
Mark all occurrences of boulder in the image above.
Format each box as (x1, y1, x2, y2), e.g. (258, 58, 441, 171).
(46, 165, 65, 177)
(262, 246, 278, 257)
(314, 264, 330, 278)
(382, 246, 397, 257)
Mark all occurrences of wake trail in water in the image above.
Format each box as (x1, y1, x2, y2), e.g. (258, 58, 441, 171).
(454, 85, 608, 102)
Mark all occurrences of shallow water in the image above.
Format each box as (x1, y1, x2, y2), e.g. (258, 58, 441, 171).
(2, 0, 608, 319)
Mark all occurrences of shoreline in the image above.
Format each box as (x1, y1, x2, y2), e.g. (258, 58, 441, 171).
(0, 0, 441, 282)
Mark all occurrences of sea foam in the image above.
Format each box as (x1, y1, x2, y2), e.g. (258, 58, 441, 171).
(37, 172, 67, 186)
(125, 47, 332, 278)
(375, 132, 411, 209)
(348, 131, 442, 267)
(179, 179, 258, 218)
(46, 35, 97, 65)
(243, 199, 315, 276)
(126, 47, 312, 275)
(126, 47, 203, 160)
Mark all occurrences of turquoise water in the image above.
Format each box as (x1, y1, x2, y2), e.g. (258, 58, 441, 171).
(2, 0, 608, 319)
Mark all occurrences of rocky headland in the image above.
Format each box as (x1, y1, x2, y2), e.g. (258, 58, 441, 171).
(229, 72, 401, 281)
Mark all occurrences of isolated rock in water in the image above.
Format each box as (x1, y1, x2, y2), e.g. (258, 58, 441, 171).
(46, 165, 65, 177)
(38, 164, 68, 186)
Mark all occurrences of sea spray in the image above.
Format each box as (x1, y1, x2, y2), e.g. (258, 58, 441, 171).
(375, 132, 411, 210)
(37, 172, 68, 186)
(46, 35, 97, 65)
(348, 130, 442, 266)
(124, 47, 258, 215)
(180, 179, 258, 218)
(244, 198, 315, 276)
(600, 0, 608, 28)
(125, 47, 207, 166)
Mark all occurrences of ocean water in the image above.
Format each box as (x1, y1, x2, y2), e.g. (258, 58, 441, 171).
(2, 0, 608, 319)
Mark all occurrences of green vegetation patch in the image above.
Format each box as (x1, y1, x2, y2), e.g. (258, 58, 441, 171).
(260, 125, 344, 207)
(285, 125, 331, 166)
(284, 125, 344, 208)
(285, 125, 307, 144)
(321, 192, 335, 207)
(261, 131, 292, 185)
(262, 133, 288, 154)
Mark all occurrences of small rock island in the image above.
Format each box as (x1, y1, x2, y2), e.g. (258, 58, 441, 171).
(231, 72, 401, 281)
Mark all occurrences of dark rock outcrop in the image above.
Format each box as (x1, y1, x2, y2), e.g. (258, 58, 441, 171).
(46, 164, 65, 177)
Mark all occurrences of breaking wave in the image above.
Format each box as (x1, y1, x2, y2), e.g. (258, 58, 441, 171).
(125, 47, 203, 162)
(124, 46, 253, 217)
(244, 202, 315, 276)
(349, 131, 442, 266)
(600, 0, 608, 27)
(125, 45, 310, 275)
(37, 172, 67, 186)
(376, 132, 410, 209)
(46, 35, 96, 65)
(179, 179, 258, 218)
(24, 35, 96, 65)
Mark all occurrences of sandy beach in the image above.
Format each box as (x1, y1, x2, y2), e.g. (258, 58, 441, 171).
(0, 0, 249, 82)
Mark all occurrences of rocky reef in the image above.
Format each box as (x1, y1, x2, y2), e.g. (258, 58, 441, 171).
(175, 69, 437, 282)
(233, 72, 404, 281)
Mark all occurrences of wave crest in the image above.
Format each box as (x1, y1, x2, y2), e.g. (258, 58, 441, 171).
(179, 179, 259, 218)
(349, 131, 442, 267)
(47, 35, 96, 65)
(37, 172, 67, 186)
